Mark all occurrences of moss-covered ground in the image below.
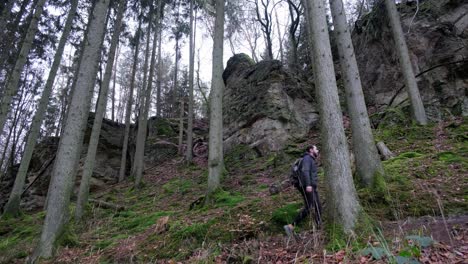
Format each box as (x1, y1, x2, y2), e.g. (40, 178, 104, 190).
(0, 118, 466, 263)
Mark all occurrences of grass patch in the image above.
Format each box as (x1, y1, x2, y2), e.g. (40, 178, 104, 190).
(271, 202, 302, 226)
(437, 151, 465, 164)
(211, 189, 245, 208)
(162, 179, 194, 194)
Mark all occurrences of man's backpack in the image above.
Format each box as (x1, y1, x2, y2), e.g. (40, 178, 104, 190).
(289, 158, 303, 186)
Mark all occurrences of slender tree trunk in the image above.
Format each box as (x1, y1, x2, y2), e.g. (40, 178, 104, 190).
(156, 23, 163, 118)
(0, 0, 14, 40)
(173, 37, 180, 117)
(178, 99, 184, 155)
(186, 0, 195, 163)
(274, 7, 284, 62)
(32, 0, 110, 258)
(384, 0, 427, 125)
(303, 0, 360, 232)
(118, 15, 142, 182)
(75, 0, 126, 221)
(2, 0, 79, 217)
(134, 1, 162, 187)
(0, 0, 47, 135)
(111, 44, 119, 122)
(130, 5, 153, 180)
(329, 0, 383, 187)
(207, 0, 225, 195)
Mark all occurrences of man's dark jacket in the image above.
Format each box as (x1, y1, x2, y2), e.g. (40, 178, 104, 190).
(299, 153, 318, 188)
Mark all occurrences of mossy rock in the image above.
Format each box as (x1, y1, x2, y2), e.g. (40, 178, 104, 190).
(224, 144, 259, 170)
(271, 202, 302, 225)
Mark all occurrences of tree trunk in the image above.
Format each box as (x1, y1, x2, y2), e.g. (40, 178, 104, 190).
(156, 23, 163, 118)
(32, 0, 110, 259)
(111, 44, 119, 122)
(118, 15, 142, 182)
(75, 0, 125, 221)
(134, 1, 162, 187)
(186, 0, 195, 163)
(0, 0, 47, 135)
(2, 0, 79, 217)
(274, 7, 284, 62)
(329, 0, 383, 187)
(131, 5, 153, 180)
(178, 100, 185, 155)
(384, 0, 427, 125)
(207, 0, 225, 195)
(173, 37, 180, 117)
(303, 0, 360, 232)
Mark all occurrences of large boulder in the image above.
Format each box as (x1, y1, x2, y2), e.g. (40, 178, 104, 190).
(0, 114, 126, 211)
(222, 54, 319, 155)
(352, 0, 468, 119)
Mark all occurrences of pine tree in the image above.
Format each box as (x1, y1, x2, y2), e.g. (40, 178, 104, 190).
(207, 0, 225, 195)
(303, 0, 360, 232)
(329, 0, 383, 186)
(384, 0, 427, 125)
(31, 0, 111, 258)
(2, 0, 79, 217)
(75, 0, 126, 221)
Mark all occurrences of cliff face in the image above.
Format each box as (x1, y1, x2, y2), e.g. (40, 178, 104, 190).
(222, 54, 319, 155)
(352, 0, 468, 119)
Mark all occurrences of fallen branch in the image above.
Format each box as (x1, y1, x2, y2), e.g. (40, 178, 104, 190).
(21, 154, 56, 196)
(89, 198, 126, 211)
(376, 141, 395, 160)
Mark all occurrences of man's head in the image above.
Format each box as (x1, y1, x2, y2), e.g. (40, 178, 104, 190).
(305, 145, 319, 158)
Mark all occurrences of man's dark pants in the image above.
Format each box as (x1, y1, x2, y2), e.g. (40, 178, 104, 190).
(293, 184, 322, 227)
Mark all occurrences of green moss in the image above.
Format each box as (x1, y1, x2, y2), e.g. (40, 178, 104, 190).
(162, 179, 194, 194)
(56, 223, 79, 247)
(271, 202, 302, 225)
(224, 144, 258, 170)
(437, 151, 465, 164)
(154, 118, 176, 137)
(113, 211, 173, 234)
(211, 190, 245, 208)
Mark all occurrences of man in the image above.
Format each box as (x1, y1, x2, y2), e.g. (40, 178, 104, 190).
(284, 145, 322, 236)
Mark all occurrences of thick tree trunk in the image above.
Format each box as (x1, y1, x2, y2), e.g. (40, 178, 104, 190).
(303, 0, 360, 232)
(329, 0, 383, 187)
(384, 0, 427, 125)
(2, 0, 79, 217)
(75, 0, 126, 221)
(186, 0, 195, 163)
(207, 0, 225, 195)
(32, 0, 110, 259)
(0, 0, 47, 135)
(118, 16, 142, 182)
(134, 1, 162, 187)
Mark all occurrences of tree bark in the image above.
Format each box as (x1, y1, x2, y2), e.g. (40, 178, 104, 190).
(207, 0, 225, 195)
(118, 15, 143, 182)
(186, 0, 195, 163)
(131, 5, 154, 180)
(274, 7, 284, 62)
(303, 0, 360, 232)
(0, 0, 47, 135)
(133, 1, 163, 187)
(111, 44, 119, 122)
(75, 0, 126, 221)
(178, 100, 185, 155)
(384, 0, 427, 125)
(329, 0, 383, 187)
(376, 141, 394, 160)
(32, 0, 110, 258)
(156, 22, 163, 118)
(2, 0, 79, 217)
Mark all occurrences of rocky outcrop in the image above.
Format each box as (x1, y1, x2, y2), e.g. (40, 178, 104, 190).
(222, 54, 319, 155)
(353, 0, 468, 119)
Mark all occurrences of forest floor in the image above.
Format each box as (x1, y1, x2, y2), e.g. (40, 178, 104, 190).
(0, 117, 467, 263)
